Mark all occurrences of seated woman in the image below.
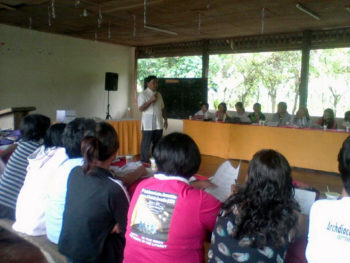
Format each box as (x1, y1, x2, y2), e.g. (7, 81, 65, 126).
(317, 108, 337, 129)
(123, 133, 221, 263)
(193, 102, 213, 120)
(248, 102, 266, 123)
(342, 111, 350, 128)
(216, 102, 228, 122)
(231, 102, 251, 123)
(208, 149, 300, 263)
(45, 118, 97, 244)
(58, 122, 130, 263)
(13, 123, 67, 236)
(0, 114, 50, 220)
(292, 106, 311, 128)
(306, 136, 350, 263)
(271, 102, 292, 126)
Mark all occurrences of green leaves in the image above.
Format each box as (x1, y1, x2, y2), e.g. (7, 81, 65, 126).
(136, 48, 350, 117)
(208, 51, 301, 112)
(137, 56, 202, 92)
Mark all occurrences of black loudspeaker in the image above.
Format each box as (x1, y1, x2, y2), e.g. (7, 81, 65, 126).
(105, 72, 118, 91)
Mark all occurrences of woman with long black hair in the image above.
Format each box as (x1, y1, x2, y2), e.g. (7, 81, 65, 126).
(317, 108, 337, 129)
(209, 149, 300, 262)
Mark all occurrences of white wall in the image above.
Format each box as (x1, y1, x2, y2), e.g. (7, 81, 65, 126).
(0, 24, 135, 121)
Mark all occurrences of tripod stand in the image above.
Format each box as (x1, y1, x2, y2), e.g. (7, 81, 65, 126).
(105, 90, 112, 120)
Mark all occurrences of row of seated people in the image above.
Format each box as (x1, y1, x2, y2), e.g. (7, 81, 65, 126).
(0, 114, 349, 262)
(194, 101, 350, 129)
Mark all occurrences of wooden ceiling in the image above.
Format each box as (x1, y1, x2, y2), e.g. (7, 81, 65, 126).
(1, 0, 350, 47)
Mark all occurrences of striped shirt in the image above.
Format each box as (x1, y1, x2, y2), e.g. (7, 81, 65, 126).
(0, 139, 42, 209)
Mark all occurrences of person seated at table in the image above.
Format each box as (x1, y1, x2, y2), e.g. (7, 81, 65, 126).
(216, 102, 228, 122)
(13, 123, 67, 236)
(317, 108, 337, 129)
(342, 111, 350, 128)
(123, 132, 221, 263)
(231, 102, 251, 123)
(271, 101, 291, 126)
(208, 149, 300, 263)
(305, 136, 350, 263)
(248, 102, 266, 123)
(193, 102, 214, 120)
(292, 106, 311, 128)
(0, 114, 50, 220)
(58, 122, 129, 263)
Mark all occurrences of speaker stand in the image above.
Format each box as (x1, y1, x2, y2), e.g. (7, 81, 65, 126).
(106, 90, 112, 120)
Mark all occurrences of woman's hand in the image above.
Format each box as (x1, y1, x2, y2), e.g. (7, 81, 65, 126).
(110, 224, 122, 234)
(230, 179, 240, 194)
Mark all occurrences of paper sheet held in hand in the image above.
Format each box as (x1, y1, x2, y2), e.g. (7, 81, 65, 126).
(294, 188, 317, 215)
(205, 160, 240, 202)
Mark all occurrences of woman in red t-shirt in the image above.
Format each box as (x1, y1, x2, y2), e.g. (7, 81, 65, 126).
(124, 133, 221, 263)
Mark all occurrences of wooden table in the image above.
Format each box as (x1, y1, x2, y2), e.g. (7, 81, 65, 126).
(108, 120, 141, 156)
(184, 120, 349, 173)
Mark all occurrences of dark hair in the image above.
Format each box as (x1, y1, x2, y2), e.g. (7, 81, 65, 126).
(338, 136, 350, 195)
(221, 149, 299, 249)
(297, 106, 310, 120)
(218, 102, 227, 113)
(20, 114, 51, 141)
(344, 111, 350, 121)
(145, 75, 157, 83)
(44, 123, 66, 149)
(81, 122, 119, 173)
(153, 132, 201, 179)
(201, 102, 209, 109)
(278, 102, 287, 111)
(235, 102, 245, 112)
(144, 75, 158, 90)
(322, 108, 335, 129)
(62, 118, 96, 158)
(253, 102, 261, 109)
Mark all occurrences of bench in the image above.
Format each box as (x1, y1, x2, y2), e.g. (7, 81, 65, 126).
(0, 219, 66, 263)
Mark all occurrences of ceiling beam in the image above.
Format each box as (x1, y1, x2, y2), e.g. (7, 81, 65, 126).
(104, 0, 164, 13)
(0, 3, 16, 10)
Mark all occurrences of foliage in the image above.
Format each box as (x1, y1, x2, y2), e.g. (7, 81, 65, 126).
(136, 48, 350, 117)
(308, 48, 350, 117)
(208, 51, 301, 113)
(137, 56, 202, 92)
